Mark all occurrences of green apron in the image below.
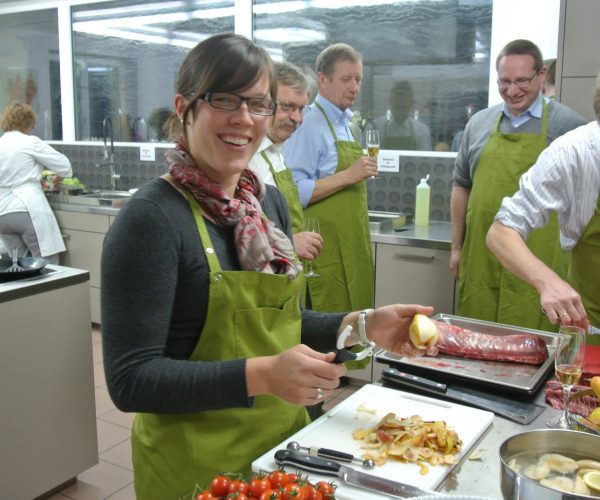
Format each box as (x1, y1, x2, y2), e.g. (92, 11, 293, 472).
(381, 120, 418, 150)
(304, 102, 374, 313)
(568, 190, 600, 344)
(260, 150, 305, 234)
(131, 191, 309, 499)
(458, 100, 569, 331)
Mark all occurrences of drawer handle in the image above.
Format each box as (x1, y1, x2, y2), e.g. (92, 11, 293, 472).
(394, 254, 435, 263)
(62, 234, 71, 240)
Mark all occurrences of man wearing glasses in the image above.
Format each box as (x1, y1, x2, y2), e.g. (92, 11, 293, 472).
(450, 39, 586, 331)
(249, 62, 323, 265)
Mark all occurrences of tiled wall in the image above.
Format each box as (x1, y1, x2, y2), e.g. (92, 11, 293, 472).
(53, 143, 455, 221)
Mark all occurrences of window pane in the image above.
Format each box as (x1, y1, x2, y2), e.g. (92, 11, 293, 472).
(253, 0, 492, 152)
(72, 0, 235, 142)
(0, 9, 62, 140)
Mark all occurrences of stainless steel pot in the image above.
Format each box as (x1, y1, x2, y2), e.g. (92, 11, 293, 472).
(499, 429, 600, 499)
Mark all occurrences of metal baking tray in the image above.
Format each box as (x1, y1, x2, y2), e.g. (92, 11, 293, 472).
(376, 314, 564, 397)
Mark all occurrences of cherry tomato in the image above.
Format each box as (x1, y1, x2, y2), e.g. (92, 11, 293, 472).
(210, 475, 232, 497)
(282, 482, 305, 500)
(301, 484, 322, 500)
(315, 481, 336, 498)
(249, 477, 272, 498)
(269, 470, 289, 488)
(195, 490, 216, 500)
(228, 479, 250, 495)
(285, 473, 298, 484)
(227, 494, 250, 500)
(259, 488, 282, 500)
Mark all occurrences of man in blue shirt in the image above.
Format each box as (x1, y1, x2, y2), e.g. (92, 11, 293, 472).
(283, 43, 377, 313)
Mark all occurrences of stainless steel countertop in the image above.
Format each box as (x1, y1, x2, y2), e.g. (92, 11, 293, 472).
(371, 220, 451, 250)
(49, 200, 452, 249)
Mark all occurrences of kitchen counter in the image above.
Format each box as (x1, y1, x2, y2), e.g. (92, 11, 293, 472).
(48, 198, 452, 249)
(371, 220, 451, 250)
(1, 264, 97, 500)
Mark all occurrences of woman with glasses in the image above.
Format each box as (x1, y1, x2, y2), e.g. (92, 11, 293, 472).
(101, 33, 433, 499)
(451, 39, 586, 332)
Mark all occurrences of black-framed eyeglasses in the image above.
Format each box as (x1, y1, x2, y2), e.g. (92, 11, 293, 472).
(497, 71, 539, 90)
(277, 101, 307, 116)
(200, 92, 277, 116)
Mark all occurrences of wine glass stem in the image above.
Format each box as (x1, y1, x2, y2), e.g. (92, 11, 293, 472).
(562, 385, 570, 425)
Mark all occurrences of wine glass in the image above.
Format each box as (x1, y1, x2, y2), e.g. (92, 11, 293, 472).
(546, 325, 586, 428)
(303, 216, 320, 278)
(365, 129, 380, 159)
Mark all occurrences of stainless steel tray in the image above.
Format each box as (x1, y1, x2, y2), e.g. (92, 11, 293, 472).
(376, 314, 564, 395)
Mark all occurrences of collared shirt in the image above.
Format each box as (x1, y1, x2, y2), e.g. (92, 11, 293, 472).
(282, 94, 355, 207)
(248, 136, 285, 187)
(500, 93, 545, 128)
(495, 121, 600, 250)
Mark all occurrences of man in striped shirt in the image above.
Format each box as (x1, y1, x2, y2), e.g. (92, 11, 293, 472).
(487, 75, 600, 336)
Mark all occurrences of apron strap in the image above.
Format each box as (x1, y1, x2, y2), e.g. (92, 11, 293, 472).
(183, 189, 222, 273)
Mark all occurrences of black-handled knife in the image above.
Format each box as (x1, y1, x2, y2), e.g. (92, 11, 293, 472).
(274, 449, 444, 498)
(382, 367, 448, 393)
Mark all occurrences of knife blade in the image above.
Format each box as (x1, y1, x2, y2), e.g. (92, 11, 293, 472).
(381, 367, 545, 424)
(274, 449, 444, 498)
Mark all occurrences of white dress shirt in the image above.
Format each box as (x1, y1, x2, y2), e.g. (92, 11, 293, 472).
(495, 121, 600, 250)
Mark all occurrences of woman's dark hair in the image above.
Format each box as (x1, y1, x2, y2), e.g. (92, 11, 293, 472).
(176, 33, 276, 139)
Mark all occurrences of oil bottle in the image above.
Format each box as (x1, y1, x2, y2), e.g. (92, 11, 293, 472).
(415, 174, 430, 226)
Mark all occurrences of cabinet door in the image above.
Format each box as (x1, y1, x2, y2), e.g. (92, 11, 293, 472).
(61, 229, 104, 288)
(375, 244, 455, 314)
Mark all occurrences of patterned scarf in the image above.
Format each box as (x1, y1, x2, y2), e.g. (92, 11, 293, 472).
(166, 139, 300, 277)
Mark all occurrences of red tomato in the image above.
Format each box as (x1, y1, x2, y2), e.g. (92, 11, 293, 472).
(259, 488, 282, 500)
(210, 475, 232, 497)
(195, 490, 216, 500)
(301, 484, 322, 500)
(282, 482, 305, 500)
(269, 470, 289, 488)
(315, 481, 336, 498)
(228, 494, 250, 500)
(228, 479, 250, 495)
(249, 477, 272, 498)
(285, 473, 298, 484)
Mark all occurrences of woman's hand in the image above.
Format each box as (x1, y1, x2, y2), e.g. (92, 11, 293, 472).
(339, 304, 436, 358)
(246, 344, 347, 406)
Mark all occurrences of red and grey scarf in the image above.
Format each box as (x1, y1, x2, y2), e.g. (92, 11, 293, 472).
(166, 139, 300, 277)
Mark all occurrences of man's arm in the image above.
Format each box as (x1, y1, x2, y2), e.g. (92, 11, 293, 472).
(309, 155, 378, 204)
(486, 221, 588, 327)
(450, 185, 470, 278)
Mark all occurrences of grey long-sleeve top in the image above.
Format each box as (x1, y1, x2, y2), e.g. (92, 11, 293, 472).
(101, 177, 344, 414)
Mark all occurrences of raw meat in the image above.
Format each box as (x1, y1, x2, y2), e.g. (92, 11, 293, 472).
(433, 320, 549, 365)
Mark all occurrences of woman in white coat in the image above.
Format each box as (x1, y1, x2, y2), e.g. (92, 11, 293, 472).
(0, 103, 71, 264)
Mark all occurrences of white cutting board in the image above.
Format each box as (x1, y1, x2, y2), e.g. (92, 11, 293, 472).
(253, 384, 494, 500)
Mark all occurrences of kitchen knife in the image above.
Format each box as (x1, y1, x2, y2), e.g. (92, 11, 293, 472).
(274, 449, 444, 498)
(381, 367, 545, 424)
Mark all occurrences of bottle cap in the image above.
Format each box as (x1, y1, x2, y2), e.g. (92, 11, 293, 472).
(418, 174, 430, 186)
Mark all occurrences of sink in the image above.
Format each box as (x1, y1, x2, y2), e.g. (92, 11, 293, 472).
(45, 190, 132, 208)
(368, 211, 408, 232)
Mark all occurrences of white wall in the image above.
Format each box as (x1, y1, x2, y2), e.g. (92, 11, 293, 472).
(488, 0, 561, 106)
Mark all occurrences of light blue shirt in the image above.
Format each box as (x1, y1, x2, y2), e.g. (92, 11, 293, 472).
(282, 94, 355, 207)
(501, 93, 545, 128)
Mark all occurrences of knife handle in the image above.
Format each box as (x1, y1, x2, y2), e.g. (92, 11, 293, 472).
(382, 367, 447, 393)
(275, 449, 342, 477)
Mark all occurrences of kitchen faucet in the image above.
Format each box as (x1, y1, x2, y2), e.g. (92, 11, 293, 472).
(96, 116, 120, 190)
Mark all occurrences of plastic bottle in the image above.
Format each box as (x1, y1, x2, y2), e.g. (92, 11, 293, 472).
(415, 174, 430, 226)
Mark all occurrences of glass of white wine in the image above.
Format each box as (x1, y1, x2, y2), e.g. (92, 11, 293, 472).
(546, 325, 586, 429)
(303, 216, 320, 278)
(366, 129, 380, 159)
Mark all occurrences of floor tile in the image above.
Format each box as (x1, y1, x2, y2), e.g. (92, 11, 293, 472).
(59, 461, 132, 500)
(105, 482, 135, 500)
(92, 342, 103, 365)
(96, 418, 131, 454)
(99, 408, 135, 430)
(93, 362, 106, 388)
(95, 386, 116, 417)
(100, 438, 133, 471)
